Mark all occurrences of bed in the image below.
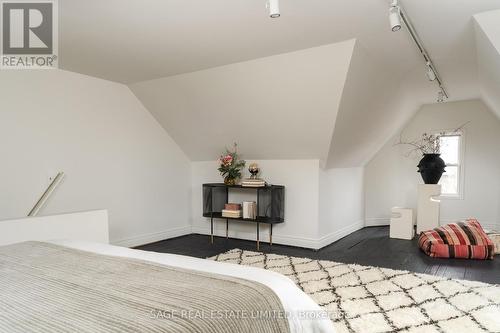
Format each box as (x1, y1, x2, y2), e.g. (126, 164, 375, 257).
(0, 212, 334, 333)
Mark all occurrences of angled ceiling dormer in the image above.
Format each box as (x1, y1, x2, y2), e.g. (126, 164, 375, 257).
(326, 42, 410, 168)
(53, 0, 500, 167)
(328, 2, 500, 168)
(130, 41, 354, 162)
(474, 10, 500, 119)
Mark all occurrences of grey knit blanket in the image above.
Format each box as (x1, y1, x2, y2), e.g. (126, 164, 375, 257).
(0, 242, 290, 333)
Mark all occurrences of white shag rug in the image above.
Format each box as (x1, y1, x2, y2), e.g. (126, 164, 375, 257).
(210, 249, 500, 333)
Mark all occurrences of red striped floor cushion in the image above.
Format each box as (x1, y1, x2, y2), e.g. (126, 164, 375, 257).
(418, 219, 495, 260)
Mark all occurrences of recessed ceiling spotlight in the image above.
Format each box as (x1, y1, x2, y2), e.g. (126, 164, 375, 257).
(437, 90, 446, 103)
(267, 0, 280, 18)
(389, 0, 402, 32)
(426, 62, 437, 81)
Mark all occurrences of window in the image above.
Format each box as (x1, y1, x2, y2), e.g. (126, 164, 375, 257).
(438, 132, 463, 197)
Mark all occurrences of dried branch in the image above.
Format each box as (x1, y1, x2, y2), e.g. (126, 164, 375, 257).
(394, 122, 469, 158)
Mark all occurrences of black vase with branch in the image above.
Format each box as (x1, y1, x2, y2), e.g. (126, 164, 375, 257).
(396, 124, 467, 185)
(416, 152, 446, 184)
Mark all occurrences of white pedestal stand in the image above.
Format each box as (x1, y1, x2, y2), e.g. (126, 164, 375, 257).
(417, 184, 441, 234)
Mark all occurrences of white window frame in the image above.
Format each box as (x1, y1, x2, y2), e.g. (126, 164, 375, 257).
(438, 129, 465, 200)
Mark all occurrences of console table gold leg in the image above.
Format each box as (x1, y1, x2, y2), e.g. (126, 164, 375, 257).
(210, 217, 214, 244)
(256, 222, 260, 251)
(270, 224, 273, 246)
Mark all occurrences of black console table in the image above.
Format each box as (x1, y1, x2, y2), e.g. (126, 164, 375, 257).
(202, 183, 285, 250)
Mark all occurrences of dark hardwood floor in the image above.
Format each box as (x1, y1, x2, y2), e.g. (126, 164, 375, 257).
(137, 226, 500, 284)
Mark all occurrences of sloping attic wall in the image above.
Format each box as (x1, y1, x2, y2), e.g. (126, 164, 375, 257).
(326, 41, 426, 168)
(0, 70, 191, 247)
(365, 99, 500, 229)
(129, 40, 355, 162)
(474, 10, 500, 119)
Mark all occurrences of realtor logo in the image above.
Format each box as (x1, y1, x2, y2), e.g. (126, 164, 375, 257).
(1, 0, 58, 68)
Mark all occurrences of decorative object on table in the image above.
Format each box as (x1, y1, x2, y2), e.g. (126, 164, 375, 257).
(395, 123, 467, 184)
(390, 207, 415, 240)
(248, 163, 260, 179)
(241, 162, 266, 187)
(222, 203, 242, 218)
(224, 203, 241, 211)
(416, 184, 441, 233)
(217, 143, 246, 185)
(419, 219, 495, 259)
(242, 201, 257, 219)
(241, 178, 266, 187)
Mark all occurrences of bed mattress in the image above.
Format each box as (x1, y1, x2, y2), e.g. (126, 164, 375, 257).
(1, 240, 334, 333)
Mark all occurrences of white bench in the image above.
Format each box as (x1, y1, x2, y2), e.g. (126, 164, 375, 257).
(390, 207, 415, 240)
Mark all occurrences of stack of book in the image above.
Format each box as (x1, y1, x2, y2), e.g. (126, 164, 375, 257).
(241, 178, 266, 187)
(222, 203, 241, 218)
(242, 201, 257, 219)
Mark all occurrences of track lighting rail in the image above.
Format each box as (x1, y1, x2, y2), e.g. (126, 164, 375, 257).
(391, 0, 449, 101)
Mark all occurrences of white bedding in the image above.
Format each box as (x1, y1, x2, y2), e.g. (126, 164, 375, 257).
(50, 240, 335, 333)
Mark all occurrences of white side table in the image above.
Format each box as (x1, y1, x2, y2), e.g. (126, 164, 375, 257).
(390, 207, 415, 240)
(417, 184, 441, 234)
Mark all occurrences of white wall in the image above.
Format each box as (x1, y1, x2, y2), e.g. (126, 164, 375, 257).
(319, 167, 365, 248)
(365, 99, 500, 229)
(191, 160, 321, 248)
(0, 70, 191, 246)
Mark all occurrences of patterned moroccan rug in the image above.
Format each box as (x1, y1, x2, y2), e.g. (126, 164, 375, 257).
(209, 249, 500, 333)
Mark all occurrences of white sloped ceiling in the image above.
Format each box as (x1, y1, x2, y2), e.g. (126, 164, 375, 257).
(53, 1, 500, 167)
(474, 10, 500, 119)
(325, 42, 416, 168)
(130, 41, 354, 162)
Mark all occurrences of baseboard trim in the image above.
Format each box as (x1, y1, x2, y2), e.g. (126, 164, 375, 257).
(111, 225, 192, 248)
(365, 218, 390, 227)
(191, 225, 321, 248)
(112, 223, 353, 250)
(192, 221, 365, 250)
(108, 219, 500, 249)
(317, 220, 365, 249)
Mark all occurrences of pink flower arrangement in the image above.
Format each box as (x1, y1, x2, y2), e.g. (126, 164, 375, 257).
(217, 143, 245, 184)
(219, 154, 233, 167)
